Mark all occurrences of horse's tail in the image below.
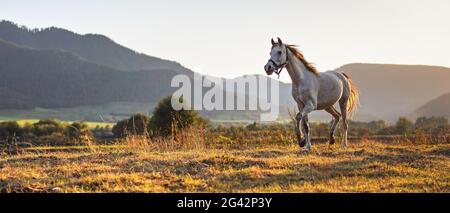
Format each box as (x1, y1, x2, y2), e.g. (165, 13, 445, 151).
(342, 72, 359, 118)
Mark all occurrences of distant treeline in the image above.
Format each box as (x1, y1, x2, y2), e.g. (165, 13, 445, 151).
(0, 115, 448, 147)
(0, 96, 208, 146)
(237, 116, 449, 137)
(1, 98, 448, 150)
(0, 119, 94, 146)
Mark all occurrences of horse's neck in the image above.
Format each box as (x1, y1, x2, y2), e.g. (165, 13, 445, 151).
(286, 49, 309, 87)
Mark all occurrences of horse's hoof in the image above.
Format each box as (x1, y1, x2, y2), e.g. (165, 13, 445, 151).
(298, 138, 306, 147)
(341, 144, 348, 149)
(301, 146, 312, 152)
(329, 137, 335, 145)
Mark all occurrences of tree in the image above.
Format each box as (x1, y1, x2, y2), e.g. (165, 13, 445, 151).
(65, 122, 92, 141)
(0, 121, 23, 139)
(32, 119, 64, 137)
(415, 117, 449, 133)
(112, 119, 128, 138)
(148, 96, 209, 136)
(128, 113, 151, 135)
(395, 117, 414, 135)
(112, 113, 150, 138)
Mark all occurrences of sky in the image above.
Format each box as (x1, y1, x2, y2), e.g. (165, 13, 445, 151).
(1, 0, 450, 82)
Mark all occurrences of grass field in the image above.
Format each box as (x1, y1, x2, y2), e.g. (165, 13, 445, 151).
(1, 139, 448, 192)
(0, 102, 156, 123)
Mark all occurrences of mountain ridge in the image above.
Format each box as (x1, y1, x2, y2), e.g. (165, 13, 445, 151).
(0, 38, 180, 108)
(0, 20, 193, 75)
(409, 92, 450, 120)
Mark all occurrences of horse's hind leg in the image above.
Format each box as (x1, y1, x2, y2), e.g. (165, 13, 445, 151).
(325, 106, 341, 145)
(339, 100, 349, 148)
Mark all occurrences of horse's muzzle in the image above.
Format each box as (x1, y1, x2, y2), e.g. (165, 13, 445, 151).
(264, 64, 274, 75)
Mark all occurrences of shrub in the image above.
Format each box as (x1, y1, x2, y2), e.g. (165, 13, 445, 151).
(32, 119, 65, 137)
(66, 122, 92, 140)
(148, 96, 209, 136)
(128, 113, 151, 135)
(0, 121, 23, 139)
(395, 117, 414, 135)
(112, 119, 128, 138)
(415, 117, 449, 134)
(112, 113, 150, 138)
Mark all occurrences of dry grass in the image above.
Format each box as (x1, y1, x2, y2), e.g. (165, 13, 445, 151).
(0, 134, 449, 192)
(122, 126, 207, 152)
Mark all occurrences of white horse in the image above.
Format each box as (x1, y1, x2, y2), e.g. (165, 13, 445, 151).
(264, 38, 359, 151)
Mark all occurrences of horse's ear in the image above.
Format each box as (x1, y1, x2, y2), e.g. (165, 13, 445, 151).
(277, 37, 283, 45)
(271, 38, 275, 45)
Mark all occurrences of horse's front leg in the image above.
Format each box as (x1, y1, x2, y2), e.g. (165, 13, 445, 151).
(298, 101, 315, 151)
(295, 112, 305, 147)
(295, 102, 306, 147)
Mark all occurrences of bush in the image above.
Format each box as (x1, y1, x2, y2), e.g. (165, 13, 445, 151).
(415, 117, 449, 134)
(395, 117, 414, 135)
(112, 119, 128, 138)
(148, 96, 209, 136)
(112, 113, 150, 138)
(0, 121, 23, 139)
(32, 119, 65, 137)
(66, 122, 92, 141)
(128, 113, 151, 135)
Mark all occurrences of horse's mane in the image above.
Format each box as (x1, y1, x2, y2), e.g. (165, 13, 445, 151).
(285, 45, 319, 75)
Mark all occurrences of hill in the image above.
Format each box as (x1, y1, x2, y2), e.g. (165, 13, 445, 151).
(409, 92, 450, 120)
(0, 39, 178, 108)
(336, 63, 450, 121)
(0, 21, 272, 121)
(0, 20, 193, 74)
(0, 38, 265, 121)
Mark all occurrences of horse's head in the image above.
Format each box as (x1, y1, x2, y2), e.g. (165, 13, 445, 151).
(264, 37, 288, 76)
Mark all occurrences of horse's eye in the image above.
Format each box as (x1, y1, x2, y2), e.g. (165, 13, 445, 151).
(278, 51, 282, 55)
